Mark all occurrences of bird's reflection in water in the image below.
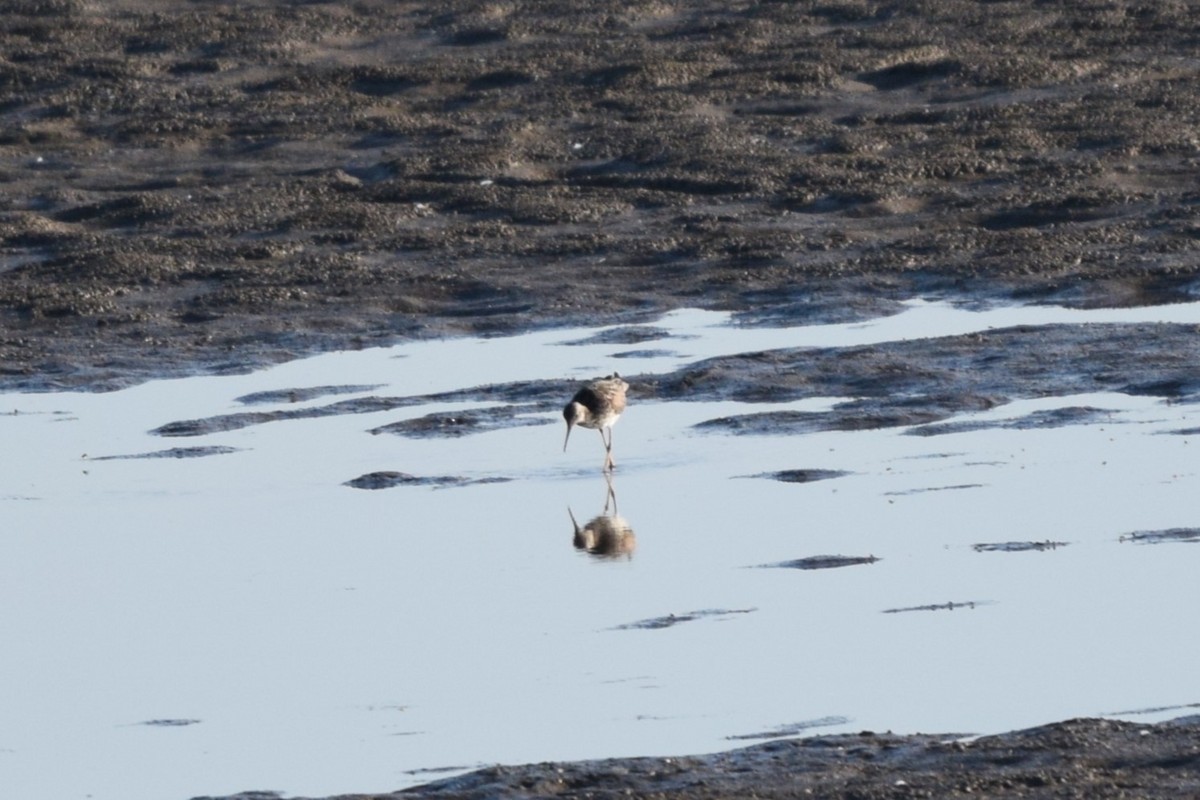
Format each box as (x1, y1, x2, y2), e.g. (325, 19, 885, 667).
(569, 477, 636, 559)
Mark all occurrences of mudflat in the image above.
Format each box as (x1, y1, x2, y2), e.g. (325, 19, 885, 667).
(3, 0, 1199, 393)
(4, 2, 1200, 797)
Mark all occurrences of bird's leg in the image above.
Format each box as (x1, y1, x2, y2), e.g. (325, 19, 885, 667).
(600, 427, 615, 472)
(603, 472, 617, 515)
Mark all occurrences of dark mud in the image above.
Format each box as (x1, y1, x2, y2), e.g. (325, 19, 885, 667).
(881, 600, 989, 614)
(4, 0, 1200, 393)
(909, 405, 1114, 437)
(202, 717, 1200, 800)
(973, 540, 1070, 553)
(7, 2, 1200, 798)
(882, 483, 985, 496)
(344, 471, 510, 490)
(610, 607, 755, 632)
(369, 405, 551, 438)
(1118, 528, 1200, 545)
(136, 318, 1199, 444)
(150, 381, 563, 437)
(745, 468, 851, 483)
(726, 716, 852, 742)
(138, 718, 201, 729)
(1165, 426, 1200, 436)
(236, 385, 385, 405)
(752, 554, 879, 571)
(561, 326, 674, 347)
(675, 322, 1200, 435)
(86, 444, 241, 460)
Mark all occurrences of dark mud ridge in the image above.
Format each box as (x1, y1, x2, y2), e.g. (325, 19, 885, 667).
(660, 322, 1200, 434)
(139, 319, 1200, 447)
(195, 716, 1200, 800)
(3, 1, 1200, 392)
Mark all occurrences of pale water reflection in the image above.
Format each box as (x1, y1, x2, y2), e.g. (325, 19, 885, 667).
(3, 300, 1200, 800)
(569, 477, 635, 559)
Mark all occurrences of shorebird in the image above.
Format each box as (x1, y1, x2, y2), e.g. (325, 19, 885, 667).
(563, 372, 628, 472)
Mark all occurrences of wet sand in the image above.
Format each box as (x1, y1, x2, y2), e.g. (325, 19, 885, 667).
(4, 1, 1200, 797)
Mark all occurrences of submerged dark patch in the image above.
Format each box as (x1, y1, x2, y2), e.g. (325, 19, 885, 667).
(88, 446, 241, 460)
(727, 716, 852, 741)
(152, 380, 567, 437)
(562, 326, 672, 346)
(1119, 528, 1200, 545)
(910, 406, 1113, 437)
(370, 406, 551, 438)
(236, 385, 384, 405)
(884, 484, 985, 496)
(882, 600, 989, 614)
(344, 471, 511, 490)
(1163, 427, 1200, 436)
(612, 348, 677, 359)
(973, 541, 1069, 553)
(753, 555, 879, 571)
(654, 324, 1197, 438)
(746, 469, 852, 483)
(611, 608, 756, 631)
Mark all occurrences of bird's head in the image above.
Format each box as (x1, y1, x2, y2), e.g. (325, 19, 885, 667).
(563, 401, 584, 451)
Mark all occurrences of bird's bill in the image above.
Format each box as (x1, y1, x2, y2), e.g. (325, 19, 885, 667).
(563, 419, 574, 451)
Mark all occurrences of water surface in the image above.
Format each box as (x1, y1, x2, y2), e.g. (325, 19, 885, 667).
(3, 301, 1200, 799)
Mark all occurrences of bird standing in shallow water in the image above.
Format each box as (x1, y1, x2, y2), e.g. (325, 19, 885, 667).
(563, 373, 628, 472)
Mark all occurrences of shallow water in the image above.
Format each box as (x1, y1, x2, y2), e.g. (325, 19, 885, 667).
(3, 300, 1200, 800)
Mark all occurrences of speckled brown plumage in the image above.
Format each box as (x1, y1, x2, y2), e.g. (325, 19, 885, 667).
(563, 373, 628, 472)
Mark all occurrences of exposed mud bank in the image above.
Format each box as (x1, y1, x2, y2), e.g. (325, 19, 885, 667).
(143, 319, 1200, 444)
(659, 321, 1200, 434)
(194, 717, 1200, 800)
(3, 0, 1200, 391)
